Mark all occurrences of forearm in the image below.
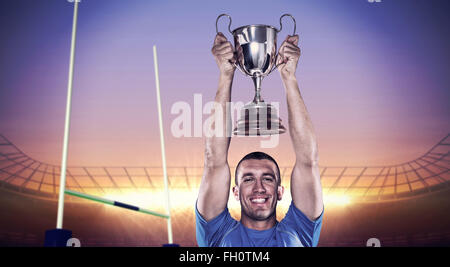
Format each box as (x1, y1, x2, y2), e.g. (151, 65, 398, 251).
(199, 33, 236, 220)
(277, 36, 323, 220)
(284, 76, 323, 220)
(282, 76, 319, 166)
(204, 74, 233, 167)
(199, 74, 233, 220)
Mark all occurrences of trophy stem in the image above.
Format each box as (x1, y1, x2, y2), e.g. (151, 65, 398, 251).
(252, 76, 263, 104)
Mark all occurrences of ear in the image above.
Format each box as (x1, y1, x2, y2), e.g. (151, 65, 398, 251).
(277, 185, 284, 201)
(232, 185, 240, 201)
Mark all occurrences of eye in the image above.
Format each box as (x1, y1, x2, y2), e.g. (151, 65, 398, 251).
(263, 177, 275, 183)
(243, 177, 254, 183)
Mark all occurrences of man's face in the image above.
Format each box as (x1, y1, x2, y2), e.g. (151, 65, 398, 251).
(233, 159, 284, 221)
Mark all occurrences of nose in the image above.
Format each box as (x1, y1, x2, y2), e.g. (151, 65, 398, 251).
(253, 178, 266, 194)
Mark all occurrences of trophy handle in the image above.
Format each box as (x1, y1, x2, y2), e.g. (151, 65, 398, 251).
(268, 54, 284, 75)
(233, 62, 248, 76)
(269, 14, 297, 74)
(277, 14, 296, 35)
(215, 14, 233, 35)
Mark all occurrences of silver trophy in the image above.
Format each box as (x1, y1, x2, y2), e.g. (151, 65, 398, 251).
(215, 14, 296, 136)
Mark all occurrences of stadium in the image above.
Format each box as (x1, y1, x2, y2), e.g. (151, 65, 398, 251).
(1, 134, 448, 246)
(1, 0, 449, 247)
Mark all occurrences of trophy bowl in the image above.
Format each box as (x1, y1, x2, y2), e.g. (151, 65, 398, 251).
(233, 24, 278, 77)
(216, 14, 296, 136)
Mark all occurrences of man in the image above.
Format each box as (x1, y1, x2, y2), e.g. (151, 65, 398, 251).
(196, 32, 324, 247)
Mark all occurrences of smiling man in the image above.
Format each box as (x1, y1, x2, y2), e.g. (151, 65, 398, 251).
(195, 33, 324, 247)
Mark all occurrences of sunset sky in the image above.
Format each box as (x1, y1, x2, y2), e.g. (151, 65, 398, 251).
(0, 0, 449, 169)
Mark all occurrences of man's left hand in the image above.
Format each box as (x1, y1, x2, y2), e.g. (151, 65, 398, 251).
(277, 35, 300, 80)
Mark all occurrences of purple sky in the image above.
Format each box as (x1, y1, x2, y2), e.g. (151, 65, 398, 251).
(0, 0, 449, 167)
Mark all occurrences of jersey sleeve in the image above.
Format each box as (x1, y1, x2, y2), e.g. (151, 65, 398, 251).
(280, 201, 324, 247)
(195, 200, 238, 247)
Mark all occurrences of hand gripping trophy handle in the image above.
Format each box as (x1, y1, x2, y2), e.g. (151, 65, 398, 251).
(215, 14, 247, 76)
(268, 14, 297, 75)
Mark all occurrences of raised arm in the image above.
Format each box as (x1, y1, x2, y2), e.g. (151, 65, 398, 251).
(197, 33, 235, 221)
(278, 35, 323, 221)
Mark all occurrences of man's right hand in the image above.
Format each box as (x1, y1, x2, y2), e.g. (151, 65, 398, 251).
(211, 32, 236, 77)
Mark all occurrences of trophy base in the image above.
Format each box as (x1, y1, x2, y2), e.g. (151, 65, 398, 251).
(233, 102, 286, 136)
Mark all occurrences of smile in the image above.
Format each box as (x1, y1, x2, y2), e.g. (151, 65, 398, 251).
(250, 197, 269, 204)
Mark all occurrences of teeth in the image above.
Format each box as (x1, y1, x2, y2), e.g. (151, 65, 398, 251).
(251, 198, 266, 203)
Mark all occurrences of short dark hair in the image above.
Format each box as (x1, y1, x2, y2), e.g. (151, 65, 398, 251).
(235, 151, 281, 185)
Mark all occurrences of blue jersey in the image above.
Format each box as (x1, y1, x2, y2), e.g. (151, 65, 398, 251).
(195, 201, 323, 247)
